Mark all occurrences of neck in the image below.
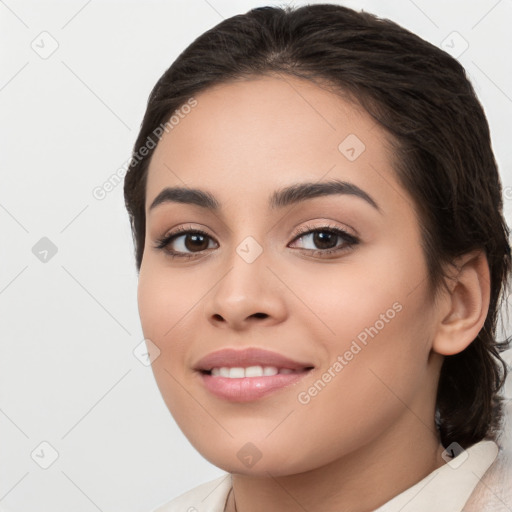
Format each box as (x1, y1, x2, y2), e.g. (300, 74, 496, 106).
(225, 414, 446, 512)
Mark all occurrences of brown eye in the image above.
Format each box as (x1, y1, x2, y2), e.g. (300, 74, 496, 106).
(310, 231, 339, 250)
(155, 228, 218, 258)
(180, 233, 210, 252)
(289, 225, 359, 256)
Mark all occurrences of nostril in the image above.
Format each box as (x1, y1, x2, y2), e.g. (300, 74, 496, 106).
(252, 312, 268, 319)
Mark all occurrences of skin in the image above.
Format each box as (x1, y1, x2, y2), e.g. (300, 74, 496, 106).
(137, 75, 490, 512)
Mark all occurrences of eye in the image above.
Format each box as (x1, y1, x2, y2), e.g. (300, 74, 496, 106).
(154, 226, 218, 259)
(288, 223, 359, 256)
(154, 223, 359, 260)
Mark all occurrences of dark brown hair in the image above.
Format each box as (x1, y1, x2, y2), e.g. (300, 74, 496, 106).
(124, 4, 511, 449)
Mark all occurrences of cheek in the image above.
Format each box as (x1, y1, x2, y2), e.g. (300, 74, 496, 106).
(137, 259, 210, 380)
(137, 266, 168, 340)
(284, 304, 435, 464)
(295, 244, 435, 409)
(137, 264, 195, 419)
(137, 257, 200, 341)
(292, 246, 427, 345)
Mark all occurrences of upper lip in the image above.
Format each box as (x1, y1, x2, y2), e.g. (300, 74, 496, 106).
(193, 348, 314, 372)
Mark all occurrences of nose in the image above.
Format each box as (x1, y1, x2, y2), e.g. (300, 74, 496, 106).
(202, 243, 288, 331)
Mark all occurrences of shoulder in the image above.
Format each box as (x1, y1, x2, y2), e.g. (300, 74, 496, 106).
(463, 440, 512, 512)
(152, 474, 232, 512)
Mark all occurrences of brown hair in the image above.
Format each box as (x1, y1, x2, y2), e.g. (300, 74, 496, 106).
(124, 4, 511, 449)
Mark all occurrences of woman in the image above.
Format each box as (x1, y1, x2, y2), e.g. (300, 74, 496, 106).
(124, 4, 511, 511)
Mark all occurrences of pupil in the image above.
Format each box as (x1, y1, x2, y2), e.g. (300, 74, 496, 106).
(186, 234, 208, 251)
(314, 231, 336, 249)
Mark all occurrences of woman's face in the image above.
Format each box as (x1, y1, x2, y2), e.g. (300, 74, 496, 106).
(138, 75, 444, 475)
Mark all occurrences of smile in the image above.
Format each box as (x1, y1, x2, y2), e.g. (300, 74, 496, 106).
(208, 365, 302, 378)
(193, 347, 315, 402)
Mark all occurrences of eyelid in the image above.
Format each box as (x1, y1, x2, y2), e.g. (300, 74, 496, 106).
(289, 221, 358, 240)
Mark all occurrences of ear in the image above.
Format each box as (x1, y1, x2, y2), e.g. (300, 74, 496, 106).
(432, 250, 491, 356)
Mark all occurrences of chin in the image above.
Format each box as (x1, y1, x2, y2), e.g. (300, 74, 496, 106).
(188, 435, 325, 478)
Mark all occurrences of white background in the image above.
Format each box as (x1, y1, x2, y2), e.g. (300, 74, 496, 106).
(1, 1, 511, 511)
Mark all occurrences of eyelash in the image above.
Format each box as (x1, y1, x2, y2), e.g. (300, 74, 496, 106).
(154, 223, 359, 260)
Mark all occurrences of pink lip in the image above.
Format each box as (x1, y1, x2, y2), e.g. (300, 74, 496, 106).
(194, 348, 314, 402)
(193, 347, 313, 372)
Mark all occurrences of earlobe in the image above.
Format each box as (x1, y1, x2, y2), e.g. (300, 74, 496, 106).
(432, 250, 491, 356)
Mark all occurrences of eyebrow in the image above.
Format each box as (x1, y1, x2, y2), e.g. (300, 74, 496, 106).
(148, 178, 380, 213)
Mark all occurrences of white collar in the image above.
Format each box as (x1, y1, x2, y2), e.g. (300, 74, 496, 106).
(374, 440, 499, 512)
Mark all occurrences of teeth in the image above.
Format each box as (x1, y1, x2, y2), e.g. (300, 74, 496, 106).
(209, 366, 299, 378)
(246, 365, 264, 377)
(219, 367, 230, 377)
(229, 367, 245, 378)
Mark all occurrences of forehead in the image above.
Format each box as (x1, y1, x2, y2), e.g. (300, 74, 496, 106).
(145, 75, 404, 215)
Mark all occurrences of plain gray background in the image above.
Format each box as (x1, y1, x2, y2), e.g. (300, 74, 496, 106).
(1, 1, 512, 511)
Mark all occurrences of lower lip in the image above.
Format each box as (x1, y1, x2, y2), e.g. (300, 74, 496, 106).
(199, 370, 311, 402)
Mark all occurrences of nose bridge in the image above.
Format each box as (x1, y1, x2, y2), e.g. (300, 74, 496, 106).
(203, 233, 286, 328)
(216, 234, 269, 305)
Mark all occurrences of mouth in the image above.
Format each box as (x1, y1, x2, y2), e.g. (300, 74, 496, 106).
(204, 365, 309, 378)
(194, 348, 314, 402)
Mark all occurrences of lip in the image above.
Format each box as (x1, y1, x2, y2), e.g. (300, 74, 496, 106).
(193, 347, 313, 372)
(194, 347, 314, 402)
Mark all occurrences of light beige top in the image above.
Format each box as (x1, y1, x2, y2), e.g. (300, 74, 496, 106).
(153, 440, 511, 511)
